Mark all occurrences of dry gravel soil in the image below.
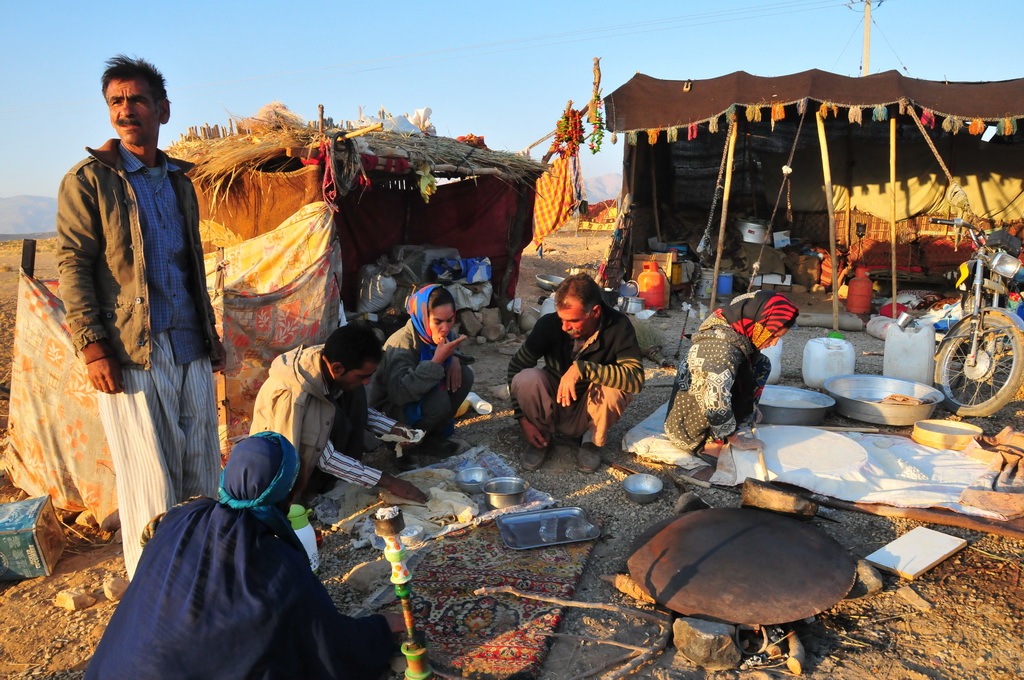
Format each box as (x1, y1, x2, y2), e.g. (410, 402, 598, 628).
(2, 232, 1024, 679)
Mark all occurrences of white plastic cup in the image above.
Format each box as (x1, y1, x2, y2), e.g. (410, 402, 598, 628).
(466, 392, 493, 415)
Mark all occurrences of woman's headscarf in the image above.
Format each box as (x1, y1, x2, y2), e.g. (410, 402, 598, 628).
(218, 430, 303, 552)
(713, 291, 799, 349)
(406, 283, 444, 348)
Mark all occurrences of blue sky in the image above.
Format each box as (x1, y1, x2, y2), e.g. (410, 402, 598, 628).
(3, 0, 1022, 199)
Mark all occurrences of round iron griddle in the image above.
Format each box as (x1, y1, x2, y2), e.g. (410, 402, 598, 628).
(627, 508, 856, 625)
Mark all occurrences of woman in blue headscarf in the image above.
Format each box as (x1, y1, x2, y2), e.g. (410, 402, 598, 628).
(85, 432, 400, 680)
(369, 284, 474, 459)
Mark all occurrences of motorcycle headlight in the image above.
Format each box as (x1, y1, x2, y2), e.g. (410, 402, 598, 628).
(989, 252, 1023, 279)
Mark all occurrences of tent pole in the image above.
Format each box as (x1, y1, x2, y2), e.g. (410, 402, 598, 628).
(710, 121, 739, 310)
(889, 116, 898, 317)
(814, 111, 840, 331)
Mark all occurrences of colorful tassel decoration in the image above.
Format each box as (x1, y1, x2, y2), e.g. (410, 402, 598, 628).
(818, 102, 831, 118)
(647, 129, 660, 145)
(848, 106, 863, 125)
(797, 99, 807, 115)
(1002, 118, 1017, 135)
(921, 109, 935, 128)
(627, 131, 638, 146)
(726, 105, 737, 122)
(687, 123, 698, 140)
(610, 132, 617, 144)
(667, 127, 679, 143)
(968, 118, 986, 135)
(872, 105, 888, 121)
(709, 116, 720, 134)
(942, 116, 963, 134)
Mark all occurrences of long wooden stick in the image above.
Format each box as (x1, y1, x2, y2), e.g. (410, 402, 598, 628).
(550, 633, 648, 652)
(605, 617, 672, 679)
(472, 586, 670, 625)
(889, 115, 899, 317)
(566, 652, 638, 680)
(710, 120, 739, 309)
(815, 110, 840, 331)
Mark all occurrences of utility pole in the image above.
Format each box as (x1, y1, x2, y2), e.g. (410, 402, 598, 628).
(861, 0, 872, 76)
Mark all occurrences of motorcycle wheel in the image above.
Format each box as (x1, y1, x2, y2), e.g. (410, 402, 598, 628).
(934, 313, 1024, 417)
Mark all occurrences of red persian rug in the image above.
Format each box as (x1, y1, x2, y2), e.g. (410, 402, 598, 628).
(379, 522, 595, 680)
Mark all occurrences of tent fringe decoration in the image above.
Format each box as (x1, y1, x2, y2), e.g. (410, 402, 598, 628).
(647, 129, 660, 145)
(969, 118, 986, 135)
(726, 105, 737, 122)
(848, 106, 863, 125)
(745, 106, 762, 123)
(687, 123, 698, 141)
(921, 109, 936, 128)
(770, 102, 786, 131)
(627, 131, 638, 146)
(872, 105, 888, 121)
(1003, 118, 1018, 136)
(708, 116, 720, 134)
(667, 126, 679, 143)
(797, 99, 807, 115)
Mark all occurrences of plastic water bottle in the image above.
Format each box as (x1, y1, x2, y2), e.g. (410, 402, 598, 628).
(288, 504, 320, 573)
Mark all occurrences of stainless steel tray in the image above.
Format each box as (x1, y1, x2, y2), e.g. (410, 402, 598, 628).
(495, 507, 600, 550)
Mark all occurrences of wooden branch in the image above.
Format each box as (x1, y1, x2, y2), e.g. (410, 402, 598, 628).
(603, 617, 671, 679)
(550, 632, 647, 652)
(567, 651, 637, 680)
(472, 586, 670, 625)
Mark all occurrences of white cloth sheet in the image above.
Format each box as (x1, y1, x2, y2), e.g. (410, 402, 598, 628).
(623, 414, 1004, 519)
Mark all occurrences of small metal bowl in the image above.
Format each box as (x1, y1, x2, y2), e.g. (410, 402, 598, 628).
(483, 476, 530, 509)
(536, 274, 565, 292)
(622, 474, 664, 504)
(454, 467, 490, 494)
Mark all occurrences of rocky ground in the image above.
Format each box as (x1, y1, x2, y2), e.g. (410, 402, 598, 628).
(2, 231, 1024, 679)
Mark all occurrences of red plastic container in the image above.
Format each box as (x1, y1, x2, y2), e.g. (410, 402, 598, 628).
(845, 272, 873, 315)
(638, 262, 669, 310)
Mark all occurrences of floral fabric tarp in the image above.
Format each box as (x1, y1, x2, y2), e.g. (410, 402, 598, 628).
(6, 202, 341, 521)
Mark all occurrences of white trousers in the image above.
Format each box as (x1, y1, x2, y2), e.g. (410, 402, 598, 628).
(97, 332, 220, 578)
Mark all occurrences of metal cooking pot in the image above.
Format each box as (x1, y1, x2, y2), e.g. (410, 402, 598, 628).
(758, 385, 835, 426)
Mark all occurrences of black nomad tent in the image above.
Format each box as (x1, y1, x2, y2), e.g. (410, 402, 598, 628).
(602, 68, 1024, 302)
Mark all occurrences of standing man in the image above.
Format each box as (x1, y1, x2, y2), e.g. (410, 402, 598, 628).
(57, 56, 224, 578)
(250, 323, 428, 504)
(507, 274, 645, 472)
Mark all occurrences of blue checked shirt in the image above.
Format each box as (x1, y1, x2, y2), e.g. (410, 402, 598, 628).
(119, 145, 206, 365)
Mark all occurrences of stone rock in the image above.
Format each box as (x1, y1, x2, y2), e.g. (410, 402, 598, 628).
(481, 324, 504, 342)
(674, 491, 710, 514)
(672, 617, 741, 671)
(457, 309, 483, 337)
(342, 559, 391, 594)
(74, 510, 98, 528)
(102, 576, 130, 602)
(844, 559, 884, 600)
(475, 336, 487, 345)
(55, 589, 96, 611)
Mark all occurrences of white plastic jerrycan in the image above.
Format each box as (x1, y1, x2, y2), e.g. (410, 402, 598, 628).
(883, 322, 936, 386)
(761, 336, 784, 385)
(802, 336, 855, 389)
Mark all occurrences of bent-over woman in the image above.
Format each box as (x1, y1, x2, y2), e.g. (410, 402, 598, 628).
(369, 284, 474, 457)
(85, 432, 400, 680)
(665, 291, 798, 455)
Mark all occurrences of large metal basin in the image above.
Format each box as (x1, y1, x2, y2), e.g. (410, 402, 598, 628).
(759, 385, 835, 426)
(823, 374, 942, 426)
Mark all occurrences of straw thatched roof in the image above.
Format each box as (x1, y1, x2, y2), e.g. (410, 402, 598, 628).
(167, 115, 547, 207)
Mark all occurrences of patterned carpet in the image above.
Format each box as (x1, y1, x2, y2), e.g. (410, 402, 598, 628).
(379, 522, 595, 680)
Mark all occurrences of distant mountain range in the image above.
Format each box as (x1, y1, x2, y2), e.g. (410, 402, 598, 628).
(584, 174, 622, 203)
(0, 196, 57, 237)
(1, 177, 623, 238)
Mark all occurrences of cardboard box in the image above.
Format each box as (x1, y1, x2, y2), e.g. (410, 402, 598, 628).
(633, 252, 681, 285)
(0, 497, 66, 580)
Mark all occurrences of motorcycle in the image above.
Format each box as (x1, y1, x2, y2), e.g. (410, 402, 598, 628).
(932, 218, 1024, 416)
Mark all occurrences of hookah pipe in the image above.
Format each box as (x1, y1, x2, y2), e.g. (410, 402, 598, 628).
(373, 507, 434, 680)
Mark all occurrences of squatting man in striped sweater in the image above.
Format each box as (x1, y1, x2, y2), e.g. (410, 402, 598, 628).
(507, 274, 646, 472)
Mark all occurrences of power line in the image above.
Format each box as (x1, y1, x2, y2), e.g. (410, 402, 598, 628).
(0, 0, 848, 120)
